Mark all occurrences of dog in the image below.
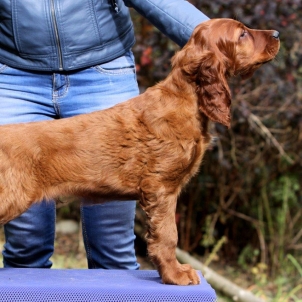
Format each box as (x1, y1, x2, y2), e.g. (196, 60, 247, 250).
(0, 19, 280, 285)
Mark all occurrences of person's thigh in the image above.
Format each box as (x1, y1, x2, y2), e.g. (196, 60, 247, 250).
(0, 64, 56, 268)
(0, 63, 56, 124)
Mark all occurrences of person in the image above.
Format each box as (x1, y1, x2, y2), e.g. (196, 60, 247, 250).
(0, 0, 209, 269)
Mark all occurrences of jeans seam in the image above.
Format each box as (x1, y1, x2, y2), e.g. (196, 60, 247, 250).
(52, 74, 70, 117)
(52, 74, 70, 98)
(80, 205, 96, 269)
(51, 96, 61, 117)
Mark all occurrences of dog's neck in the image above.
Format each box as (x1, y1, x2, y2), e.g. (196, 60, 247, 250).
(147, 71, 210, 141)
(157, 69, 198, 102)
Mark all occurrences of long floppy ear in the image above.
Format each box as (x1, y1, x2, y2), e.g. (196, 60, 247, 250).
(196, 52, 232, 128)
(171, 24, 209, 83)
(172, 23, 232, 128)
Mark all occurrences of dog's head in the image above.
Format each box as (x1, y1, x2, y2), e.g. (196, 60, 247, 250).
(172, 18, 280, 128)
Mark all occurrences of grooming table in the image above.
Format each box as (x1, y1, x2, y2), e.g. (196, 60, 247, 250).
(0, 269, 217, 301)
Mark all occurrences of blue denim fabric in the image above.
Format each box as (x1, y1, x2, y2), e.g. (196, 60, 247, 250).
(0, 51, 140, 270)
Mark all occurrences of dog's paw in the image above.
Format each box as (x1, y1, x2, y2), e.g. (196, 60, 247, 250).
(161, 264, 200, 285)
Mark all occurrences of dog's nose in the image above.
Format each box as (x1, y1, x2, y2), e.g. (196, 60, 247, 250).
(272, 30, 280, 39)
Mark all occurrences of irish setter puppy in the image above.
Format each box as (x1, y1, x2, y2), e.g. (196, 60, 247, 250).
(0, 19, 279, 285)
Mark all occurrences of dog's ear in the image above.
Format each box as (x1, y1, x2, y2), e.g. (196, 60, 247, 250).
(196, 53, 231, 128)
(172, 24, 232, 128)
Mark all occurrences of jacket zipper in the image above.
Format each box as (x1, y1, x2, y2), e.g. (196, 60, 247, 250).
(50, 0, 63, 70)
(110, 0, 119, 13)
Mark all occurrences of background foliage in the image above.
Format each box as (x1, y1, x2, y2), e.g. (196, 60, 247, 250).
(131, 0, 302, 294)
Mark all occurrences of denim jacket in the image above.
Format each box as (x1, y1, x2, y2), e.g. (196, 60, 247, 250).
(0, 0, 208, 71)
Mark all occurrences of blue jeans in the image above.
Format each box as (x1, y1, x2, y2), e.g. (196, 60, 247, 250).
(0, 51, 140, 270)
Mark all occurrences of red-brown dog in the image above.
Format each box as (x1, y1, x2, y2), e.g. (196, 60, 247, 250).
(0, 19, 279, 285)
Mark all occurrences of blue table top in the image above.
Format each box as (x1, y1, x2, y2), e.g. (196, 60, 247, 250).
(0, 268, 217, 301)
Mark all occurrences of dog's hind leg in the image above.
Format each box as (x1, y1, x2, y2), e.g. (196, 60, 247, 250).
(139, 184, 200, 285)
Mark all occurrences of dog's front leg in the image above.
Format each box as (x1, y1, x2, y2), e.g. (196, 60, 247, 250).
(140, 189, 200, 285)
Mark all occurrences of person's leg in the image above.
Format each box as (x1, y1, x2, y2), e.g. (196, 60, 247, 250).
(3, 202, 55, 268)
(56, 51, 140, 269)
(81, 201, 138, 269)
(0, 64, 56, 268)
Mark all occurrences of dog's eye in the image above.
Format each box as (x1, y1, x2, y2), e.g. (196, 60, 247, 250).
(239, 30, 248, 39)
